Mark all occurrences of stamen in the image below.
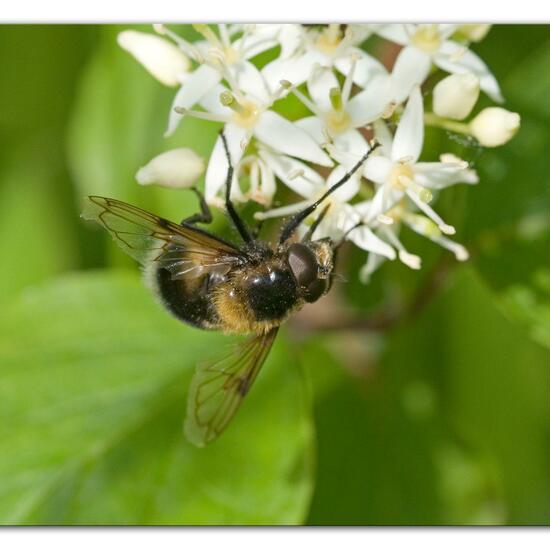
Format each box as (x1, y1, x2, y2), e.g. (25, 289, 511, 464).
(153, 24, 201, 61)
(341, 53, 360, 105)
(272, 80, 291, 101)
(430, 233, 469, 261)
(399, 176, 433, 203)
(339, 25, 355, 50)
(287, 168, 305, 180)
(237, 25, 251, 56)
(254, 200, 310, 220)
(218, 24, 231, 49)
(440, 153, 469, 169)
(208, 48, 244, 100)
(381, 226, 421, 269)
(405, 189, 456, 235)
(402, 212, 441, 238)
(241, 34, 278, 59)
(287, 167, 322, 189)
(249, 159, 260, 194)
(193, 24, 222, 49)
(324, 143, 357, 166)
(399, 251, 422, 269)
(282, 80, 323, 117)
(239, 133, 251, 151)
(382, 101, 397, 119)
(326, 24, 341, 44)
(174, 106, 230, 124)
(449, 45, 467, 62)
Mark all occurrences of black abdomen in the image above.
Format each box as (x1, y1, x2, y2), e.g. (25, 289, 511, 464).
(153, 267, 221, 330)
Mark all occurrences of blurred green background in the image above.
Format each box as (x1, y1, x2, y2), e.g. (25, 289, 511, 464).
(0, 24, 549, 525)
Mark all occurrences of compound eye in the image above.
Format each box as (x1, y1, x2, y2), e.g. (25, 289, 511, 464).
(304, 277, 328, 303)
(287, 243, 318, 288)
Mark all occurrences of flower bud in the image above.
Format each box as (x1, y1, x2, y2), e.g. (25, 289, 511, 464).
(456, 24, 491, 42)
(433, 73, 480, 120)
(136, 148, 205, 188)
(117, 31, 190, 87)
(470, 107, 520, 147)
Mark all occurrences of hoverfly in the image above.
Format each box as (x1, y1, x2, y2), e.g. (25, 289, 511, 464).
(83, 132, 378, 447)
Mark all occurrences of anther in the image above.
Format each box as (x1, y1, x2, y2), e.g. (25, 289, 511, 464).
(382, 101, 397, 119)
(377, 214, 394, 225)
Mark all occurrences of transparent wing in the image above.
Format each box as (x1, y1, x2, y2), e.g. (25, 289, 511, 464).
(184, 328, 279, 447)
(82, 196, 242, 280)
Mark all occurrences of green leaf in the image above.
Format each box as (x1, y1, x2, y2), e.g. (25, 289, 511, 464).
(460, 26, 550, 350)
(304, 267, 550, 525)
(67, 26, 223, 269)
(0, 26, 97, 300)
(0, 271, 313, 525)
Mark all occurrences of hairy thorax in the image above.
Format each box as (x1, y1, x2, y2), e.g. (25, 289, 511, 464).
(213, 256, 303, 334)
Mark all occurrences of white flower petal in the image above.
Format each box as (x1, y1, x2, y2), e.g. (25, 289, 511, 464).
(261, 50, 322, 94)
(392, 86, 424, 163)
(435, 40, 503, 103)
(234, 60, 271, 104)
(349, 226, 396, 259)
(307, 66, 340, 113)
(326, 166, 360, 203)
(118, 30, 190, 87)
(390, 46, 431, 103)
(234, 24, 282, 59)
(295, 116, 325, 145)
(254, 111, 333, 166)
(372, 120, 394, 156)
(204, 123, 247, 203)
(438, 24, 459, 40)
(136, 148, 204, 188)
(258, 149, 324, 198)
(333, 129, 369, 158)
(165, 65, 221, 136)
(364, 155, 393, 185)
(365, 183, 403, 222)
(456, 24, 491, 43)
(198, 83, 231, 116)
(334, 47, 388, 87)
(359, 252, 388, 283)
(413, 162, 479, 189)
(375, 24, 410, 46)
(346, 78, 391, 127)
(278, 24, 304, 58)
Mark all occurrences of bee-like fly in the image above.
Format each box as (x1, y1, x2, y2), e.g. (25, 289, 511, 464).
(83, 132, 379, 446)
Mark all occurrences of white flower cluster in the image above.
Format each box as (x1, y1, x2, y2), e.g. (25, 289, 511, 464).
(119, 23, 520, 282)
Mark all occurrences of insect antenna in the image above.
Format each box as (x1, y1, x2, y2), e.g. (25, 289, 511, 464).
(279, 141, 381, 244)
(334, 219, 364, 250)
(219, 130, 254, 243)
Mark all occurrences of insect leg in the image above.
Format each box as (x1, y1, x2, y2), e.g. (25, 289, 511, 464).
(302, 204, 330, 242)
(278, 141, 381, 244)
(219, 130, 253, 243)
(181, 187, 213, 226)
